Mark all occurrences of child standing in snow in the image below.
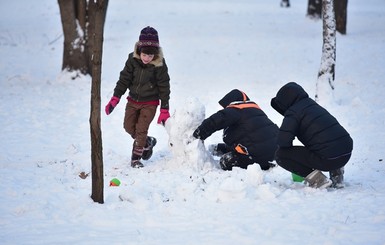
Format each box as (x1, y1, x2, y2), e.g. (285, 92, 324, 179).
(105, 26, 171, 168)
(192, 89, 279, 171)
(270, 82, 353, 188)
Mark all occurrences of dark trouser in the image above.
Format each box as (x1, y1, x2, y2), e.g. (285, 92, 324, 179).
(275, 146, 351, 177)
(217, 143, 272, 170)
(234, 153, 271, 170)
(123, 102, 157, 147)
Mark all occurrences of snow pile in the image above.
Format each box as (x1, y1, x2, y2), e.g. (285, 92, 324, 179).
(165, 96, 216, 170)
(1, 0, 385, 244)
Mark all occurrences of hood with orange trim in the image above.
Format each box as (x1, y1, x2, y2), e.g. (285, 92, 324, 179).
(218, 89, 250, 108)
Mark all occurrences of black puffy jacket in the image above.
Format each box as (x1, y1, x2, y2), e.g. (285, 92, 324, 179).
(196, 89, 279, 161)
(271, 82, 353, 159)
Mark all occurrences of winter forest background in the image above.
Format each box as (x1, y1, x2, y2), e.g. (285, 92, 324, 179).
(1, 0, 385, 244)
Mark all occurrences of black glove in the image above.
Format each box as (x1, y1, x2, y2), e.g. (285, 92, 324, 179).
(193, 126, 211, 140)
(193, 128, 201, 139)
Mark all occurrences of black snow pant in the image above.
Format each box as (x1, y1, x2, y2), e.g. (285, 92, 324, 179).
(275, 146, 351, 177)
(216, 143, 272, 171)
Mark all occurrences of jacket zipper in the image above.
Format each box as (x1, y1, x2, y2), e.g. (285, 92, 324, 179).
(134, 69, 143, 101)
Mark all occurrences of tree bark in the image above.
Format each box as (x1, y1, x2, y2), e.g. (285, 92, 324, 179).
(58, 0, 87, 74)
(76, 0, 87, 31)
(58, 0, 108, 76)
(316, 0, 336, 102)
(280, 0, 290, 8)
(90, 0, 108, 204)
(307, 0, 322, 19)
(334, 0, 348, 34)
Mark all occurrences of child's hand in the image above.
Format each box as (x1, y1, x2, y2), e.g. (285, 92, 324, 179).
(192, 128, 201, 139)
(157, 109, 170, 125)
(105, 96, 120, 115)
(192, 126, 210, 140)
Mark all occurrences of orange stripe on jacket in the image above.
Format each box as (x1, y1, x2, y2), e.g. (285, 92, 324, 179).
(241, 91, 247, 101)
(227, 103, 261, 110)
(235, 144, 249, 155)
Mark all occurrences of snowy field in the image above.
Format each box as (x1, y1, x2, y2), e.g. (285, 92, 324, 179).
(1, 0, 385, 244)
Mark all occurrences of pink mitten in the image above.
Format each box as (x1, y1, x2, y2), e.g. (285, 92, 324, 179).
(157, 109, 170, 125)
(105, 96, 120, 115)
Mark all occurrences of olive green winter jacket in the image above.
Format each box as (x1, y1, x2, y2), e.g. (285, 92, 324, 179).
(113, 44, 170, 109)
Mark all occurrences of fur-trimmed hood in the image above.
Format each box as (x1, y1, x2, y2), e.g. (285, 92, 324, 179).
(133, 42, 164, 67)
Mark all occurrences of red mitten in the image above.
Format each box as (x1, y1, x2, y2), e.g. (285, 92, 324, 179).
(157, 109, 170, 125)
(105, 96, 120, 115)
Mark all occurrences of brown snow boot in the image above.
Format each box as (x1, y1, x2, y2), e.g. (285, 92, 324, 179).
(131, 143, 144, 168)
(305, 170, 332, 189)
(131, 159, 144, 168)
(142, 136, 157, 160)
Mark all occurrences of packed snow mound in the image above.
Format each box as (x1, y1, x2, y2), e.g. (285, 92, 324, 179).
(164, 96, 217, 170)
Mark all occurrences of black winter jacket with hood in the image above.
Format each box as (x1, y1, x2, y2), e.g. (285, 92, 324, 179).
(196, 89, 279, 162)
(113, 42, 170, 109)
(271, 82, 353, 159)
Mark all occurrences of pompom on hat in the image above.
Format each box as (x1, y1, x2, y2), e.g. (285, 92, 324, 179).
(138, 26, 160, 48)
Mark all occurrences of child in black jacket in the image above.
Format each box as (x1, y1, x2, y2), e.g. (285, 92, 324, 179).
(193, 89, 279, 171)
(271, 82, 353, 188)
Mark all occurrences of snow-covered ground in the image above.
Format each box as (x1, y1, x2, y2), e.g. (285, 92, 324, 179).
(1, 0, 385, 244)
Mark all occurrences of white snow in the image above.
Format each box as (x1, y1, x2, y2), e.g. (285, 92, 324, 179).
(1, 0, 385, 244)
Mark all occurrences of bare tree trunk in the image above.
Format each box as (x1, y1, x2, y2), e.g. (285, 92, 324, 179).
(90, 0, 108, 204)
(280, 0, 290, 8)
(76, 0, 87, 30)
(316, 0, 336, 102)
(58, 0, 108, 77)
(86, 1, 108, 77)
(58, 0, 87, 74)
(334, 0, 348, 34)
(307, 0, 322, 19)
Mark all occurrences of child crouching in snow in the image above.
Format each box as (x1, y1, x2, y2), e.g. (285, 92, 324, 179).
(105, 26, 171, 168)
(192, 89, 279, 171)
(270, 82, 353, 188)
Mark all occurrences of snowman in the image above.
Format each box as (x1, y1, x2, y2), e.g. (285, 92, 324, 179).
(164, 97, 217, 171)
